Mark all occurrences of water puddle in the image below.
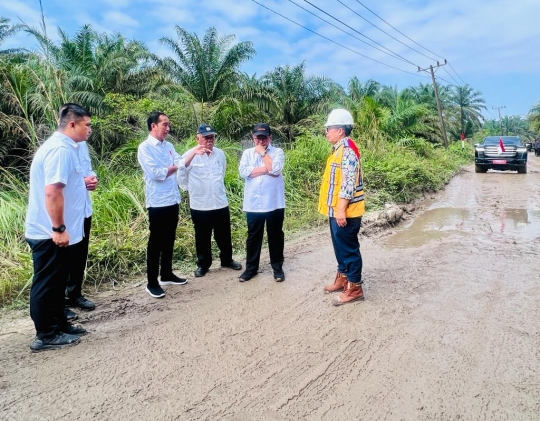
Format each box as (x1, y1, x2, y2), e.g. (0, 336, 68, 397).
(381, 208, 540, 249)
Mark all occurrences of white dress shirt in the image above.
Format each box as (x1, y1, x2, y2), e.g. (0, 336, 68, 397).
(79, 141, 97, 218)
(25, 132, 86, 245)
(177, 146, 228, 211)
(137, 135, 182, 208)
(239, 144, 285, 212)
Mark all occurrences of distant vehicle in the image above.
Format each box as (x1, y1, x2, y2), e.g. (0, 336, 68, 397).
(474, 136, 527, 174)
(525, 141, 533, 152)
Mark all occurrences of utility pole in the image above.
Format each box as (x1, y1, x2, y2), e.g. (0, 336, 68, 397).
(418, 60, 448, 148)
(492, 106, 506, 135)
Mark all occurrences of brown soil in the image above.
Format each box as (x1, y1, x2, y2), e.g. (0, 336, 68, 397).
(1, 157, 540, 420)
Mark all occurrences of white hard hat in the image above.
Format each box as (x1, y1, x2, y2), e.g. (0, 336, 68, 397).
(324, 108, 354, 127)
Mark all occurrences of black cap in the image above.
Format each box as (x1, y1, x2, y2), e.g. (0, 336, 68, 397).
(252, 123, 271, 137)
(197, 123, 216, 136)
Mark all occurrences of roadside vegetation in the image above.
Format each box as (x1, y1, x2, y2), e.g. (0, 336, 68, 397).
(0, 18, 537, 308)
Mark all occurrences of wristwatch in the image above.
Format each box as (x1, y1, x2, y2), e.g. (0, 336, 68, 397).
(260, 151, 267, 157)
(52, 224, 66, 233)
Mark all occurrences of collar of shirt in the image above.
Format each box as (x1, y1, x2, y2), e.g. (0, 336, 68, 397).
(54, 131, 80, 149)
(332, 137, 348, 151)
(148, 134, 163, 146)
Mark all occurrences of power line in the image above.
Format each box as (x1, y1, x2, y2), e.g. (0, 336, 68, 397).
(353, 0, 446, 61)
(287, 0, 408, 65)
(348, 0, 468, 86)
(335, 0, 439, 62)
(250, 0, 430, 78)
(301, 0, 421, 68)
(442, 66, 461, 85)
(435, 74, 454, 85)
(447, 61, 466, 85)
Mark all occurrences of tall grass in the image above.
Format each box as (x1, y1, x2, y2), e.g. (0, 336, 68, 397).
(0, 135, 472, 308)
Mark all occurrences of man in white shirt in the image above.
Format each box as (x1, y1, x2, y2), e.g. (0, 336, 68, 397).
(25, 103, 90, 351)
(178, 124, 242, 277)
(238, 123, 286, 282)
(64, 113, 98, 313)
(138, 112, 188, 299)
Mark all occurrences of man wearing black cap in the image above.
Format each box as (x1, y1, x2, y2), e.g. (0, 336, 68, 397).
(238, 123, 286, 282)
(178, 124, 242, 277)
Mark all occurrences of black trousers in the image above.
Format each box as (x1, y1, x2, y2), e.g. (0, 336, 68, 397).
(190, 206, 234, 270)
(147, 204, 179, 286)
(245, 208, 285, 275)
(66, 216, 92, 299)
(27, 238, 69, 339)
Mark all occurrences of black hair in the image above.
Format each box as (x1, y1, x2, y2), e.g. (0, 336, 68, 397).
(147, 111, 168, 131)
(342, 125, 353, 136)
(58, 103, 91, 129)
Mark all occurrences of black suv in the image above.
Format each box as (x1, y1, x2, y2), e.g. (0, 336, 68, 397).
(474, 136, 527, 174)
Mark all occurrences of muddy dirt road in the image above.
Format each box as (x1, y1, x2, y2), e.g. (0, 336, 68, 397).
(1, 157, 540, 421)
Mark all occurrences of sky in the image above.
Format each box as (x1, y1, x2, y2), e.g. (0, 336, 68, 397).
(1, 0, 539, 119)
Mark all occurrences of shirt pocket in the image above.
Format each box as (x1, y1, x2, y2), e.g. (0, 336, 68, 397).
(75, 165, 84, 187)
(192, 162, 210, 176)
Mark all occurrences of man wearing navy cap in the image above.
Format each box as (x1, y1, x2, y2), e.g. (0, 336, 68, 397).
(238, 123, 286, 282)
(178, 124, 242, 277)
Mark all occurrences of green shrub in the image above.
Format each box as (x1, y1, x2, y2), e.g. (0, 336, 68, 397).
(0, 134, 472, 308)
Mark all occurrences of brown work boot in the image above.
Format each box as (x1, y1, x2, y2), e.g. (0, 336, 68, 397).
(323, 272, 348, 294)
(332, 282, 365, 306)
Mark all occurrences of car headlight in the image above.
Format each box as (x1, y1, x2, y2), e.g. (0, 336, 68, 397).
(476, 148, 485, 152)
(517, 147, 526, 152)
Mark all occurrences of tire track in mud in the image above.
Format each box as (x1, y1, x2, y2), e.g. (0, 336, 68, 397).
(1, 160, 540, 420)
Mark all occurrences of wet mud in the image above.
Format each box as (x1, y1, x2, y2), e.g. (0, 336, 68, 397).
(1, 158, 540, 420)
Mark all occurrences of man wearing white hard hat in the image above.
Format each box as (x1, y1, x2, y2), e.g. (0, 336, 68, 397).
(318, 109, 366, 306)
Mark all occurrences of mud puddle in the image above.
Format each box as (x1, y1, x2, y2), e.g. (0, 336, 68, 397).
(381, 207, 540, 249)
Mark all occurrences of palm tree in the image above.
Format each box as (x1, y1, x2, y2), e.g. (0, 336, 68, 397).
(0, 17, 21, 55)
(251, 62, 339, 142)
(450, 84, 485, 137)
(159, 26, 255, 103)
(380, 93, 434, 142)
(25, 24, 159, 114)
(528, 102, 540, 133)
(347, 77, 380, 102)
(501, 115, 536, 140)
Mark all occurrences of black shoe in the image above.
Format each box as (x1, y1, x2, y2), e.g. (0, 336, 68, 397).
(146, 285, 166, 298)
(194, 267, 208, 277)
(29, 333, 80, 352)
(159, 274, 188, 286)
(239, 271, 257, 282)
(66, 296, 95, 311)
(64, 307, 78, 321)
(274, 271, 285, 282)
(61, 323, 88, 336)
(222, 260, 242, 270)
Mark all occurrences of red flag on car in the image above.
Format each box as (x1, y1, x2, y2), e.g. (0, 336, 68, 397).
(498, 138, 506, 154)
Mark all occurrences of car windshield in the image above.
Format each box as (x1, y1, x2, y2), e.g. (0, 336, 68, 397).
(482, 136, 521, 146)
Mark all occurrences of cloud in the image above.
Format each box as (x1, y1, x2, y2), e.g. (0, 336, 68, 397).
(1, 0, 539, 115)
(102, 11, 139, 28)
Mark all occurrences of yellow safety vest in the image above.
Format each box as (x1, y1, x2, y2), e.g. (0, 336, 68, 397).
(318, 138, 365, 218)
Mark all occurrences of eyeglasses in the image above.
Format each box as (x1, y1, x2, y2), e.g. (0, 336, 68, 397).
(254, 136, 269, 140)
(325, 126, 341, 133)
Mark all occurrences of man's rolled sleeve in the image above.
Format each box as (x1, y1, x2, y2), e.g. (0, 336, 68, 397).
(268, 148, 285, 175)
(138, 146, 168, 180)
(239, 152, 255, 179)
